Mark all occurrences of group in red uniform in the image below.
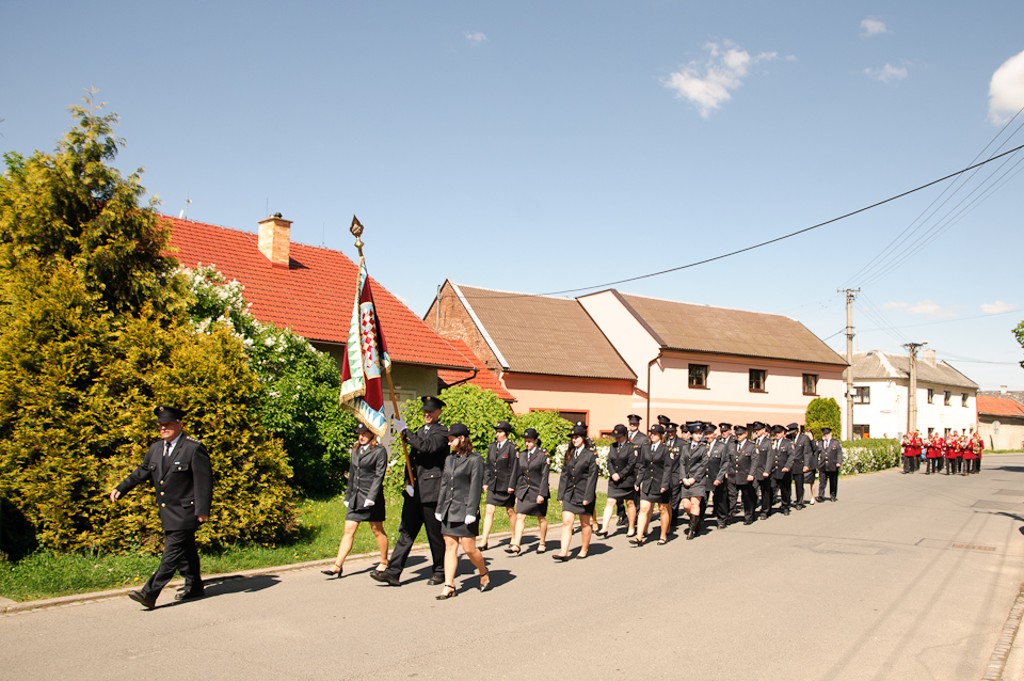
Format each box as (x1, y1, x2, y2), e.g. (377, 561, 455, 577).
(902, 430, 983, 476)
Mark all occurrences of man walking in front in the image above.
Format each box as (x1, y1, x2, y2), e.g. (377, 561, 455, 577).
(110, 405, 212, 609)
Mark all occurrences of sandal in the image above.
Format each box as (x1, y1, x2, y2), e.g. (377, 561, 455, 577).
(479, 569, 491, 592)
(629, 537, 645, 547)
(536, 543, 547, 554)
(504, 544, 521, 555)
(374, 562, 388, 572)
(320, 562, 343, 578)
(435, 584, 458, 600)
(657, 538, 668, 545)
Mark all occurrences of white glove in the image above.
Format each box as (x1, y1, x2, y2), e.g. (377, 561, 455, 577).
(392, 417, 407, 433)
(344, 500, 350, 509)
(363, 499, 374, 508)
(405, 484, 415, 497)
(464, 515, 476, 524)
(434, 512, 443, 521)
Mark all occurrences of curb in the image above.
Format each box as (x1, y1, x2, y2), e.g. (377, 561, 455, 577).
(982, 583, 1024, 681)
(0, 529, 515, 615)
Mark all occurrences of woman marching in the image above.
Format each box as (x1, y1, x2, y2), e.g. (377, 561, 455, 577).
(479, 421, 518, 550)
(434, 423, 490, 599)
(679, 423, 710, 540)
(506, 427, 551, 555)
(597, 424, 638, 538)
(322, 422, 389, 579)
(633, 423, 673, 546)
(553, 422, 599, 561)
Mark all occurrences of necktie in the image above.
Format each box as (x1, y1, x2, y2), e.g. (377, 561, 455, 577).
(163, 441, 171, 458)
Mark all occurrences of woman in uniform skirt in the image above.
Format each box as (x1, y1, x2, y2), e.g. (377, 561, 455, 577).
(679, 423, 709, 540)
(598, 424, 637, 538)
(480, 421, 518, 550)
(434, 422, 489, 599)
(322, 422, 389, 578)
(507, 427, 550, 554)
(553, 423, 599, 561)
(633, 423, 673, 546)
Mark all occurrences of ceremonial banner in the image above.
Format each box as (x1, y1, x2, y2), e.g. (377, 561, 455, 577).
(339, 258, 392, 436)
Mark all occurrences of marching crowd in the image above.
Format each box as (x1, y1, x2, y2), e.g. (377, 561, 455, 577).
(326, 396, 847, 600)
(900, 430, 984, 475)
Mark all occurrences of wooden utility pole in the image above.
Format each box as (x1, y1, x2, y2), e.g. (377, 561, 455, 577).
(839, 288, 860, 440)
(903, 341, 927, 434)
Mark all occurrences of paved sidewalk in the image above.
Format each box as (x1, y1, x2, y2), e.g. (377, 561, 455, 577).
(3, 456, 1024, 680)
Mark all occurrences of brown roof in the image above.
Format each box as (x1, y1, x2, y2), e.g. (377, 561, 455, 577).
(977, 395, 1024, 418)
(452, 284, 636, 381)
(608, 291, 847, 366)
(852, 351, 978, 390)
(437, 339, 517, 402)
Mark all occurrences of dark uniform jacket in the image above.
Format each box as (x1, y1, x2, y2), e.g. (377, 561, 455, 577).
(116, 436, 213, 532)
(510, 447, 550, 501)
(558, 446, 599, 505)
(484, 440, 518, 491)
(606, 441, 639, 488)
(705, 438, 728, 485)
(345, 443, 387, 509)
(627, 431, 650, 447)
(636, 442, 673, 496)
(792, 432, 815, 472)
(753, 435, 772, 479)
(817, 438, 844, 472)
(726, 439, 758, 482)
(764, 438, 798, 479)
(403, 422, 450, 504)
(680, 441, 709, 489)
(437, 452, 484, 523)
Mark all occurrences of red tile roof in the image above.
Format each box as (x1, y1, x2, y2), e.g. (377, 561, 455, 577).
(437, 339, 516, 402)
(978, 395, 1024, 418)
(163, 216, 472, 370)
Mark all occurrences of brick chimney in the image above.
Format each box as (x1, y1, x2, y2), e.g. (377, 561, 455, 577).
(921, 348, 937, 366)
(258, 213, 292, 268)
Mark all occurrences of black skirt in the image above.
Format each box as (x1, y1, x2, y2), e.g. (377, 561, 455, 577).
(607, 478, 636, 500)
(345, 501, 385, 523)
(561, 499, 595, 516)
(641, 488, 670, 504)
(441, 518, 479, 538)
(679, 483, 706, 499)
(515, 497, 548, 517)
(485, 488, 515, 507)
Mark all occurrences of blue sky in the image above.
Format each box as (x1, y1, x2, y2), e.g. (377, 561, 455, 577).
(3, 2, 1023, 389)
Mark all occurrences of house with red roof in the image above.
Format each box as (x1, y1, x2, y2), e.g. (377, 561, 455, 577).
(977, 394, 1024, 450)
(163, 214, 472, 406)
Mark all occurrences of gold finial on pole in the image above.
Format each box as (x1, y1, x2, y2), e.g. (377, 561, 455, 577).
(350, 215, 365, 257)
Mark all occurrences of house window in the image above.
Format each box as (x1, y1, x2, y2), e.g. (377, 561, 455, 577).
(803, 373, 819, 396)
(853, 425, 870, 440)
(852, 386, 871, 404)
(927, 427, 935, 437)
(749, 369, 766, 392)
(962, 393, 968, 407)
(688, 364, 709, 389)
(557, 410, 588, 427)
(927, 388, 934, 404)
(943, 391, 951, 406)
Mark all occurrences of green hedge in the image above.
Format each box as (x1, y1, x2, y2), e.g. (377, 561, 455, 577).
(840, 439, 900, 475)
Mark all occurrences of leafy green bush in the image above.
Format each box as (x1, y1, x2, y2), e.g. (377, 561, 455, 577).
(806, 397, 842, 438)
(840, 439, 900, 475)
(185, 266, 356, 497)
(0, 98, 295, 556)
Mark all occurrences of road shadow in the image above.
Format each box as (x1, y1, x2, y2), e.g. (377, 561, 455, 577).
(157, 574, 281, 608)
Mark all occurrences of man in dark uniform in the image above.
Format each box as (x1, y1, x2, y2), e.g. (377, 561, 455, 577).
(788, 423, 813, 509)
(707, 424, 731, 529)
(751, 421, 772, 520)
(816, 428, 843, 502)
(618, 414, 649, 525)
(764, 424, 797, 516)
(725, 425, 759, 524)
(663, 421, 681, 528)
(372, 395, 450, 586)
(110, 405, 213, 609)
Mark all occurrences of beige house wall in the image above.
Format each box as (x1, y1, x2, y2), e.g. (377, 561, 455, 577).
(577, 291, 661, 394)
(503, 373, 634, 435)
(978, 416, 1024, 450)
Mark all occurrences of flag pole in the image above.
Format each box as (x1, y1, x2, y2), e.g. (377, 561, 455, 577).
(349, 216, 415, 489)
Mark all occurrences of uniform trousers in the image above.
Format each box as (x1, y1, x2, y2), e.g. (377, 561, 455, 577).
(733, 482, 757, 522)
(712, 482, 730, 521)
(792, 472, 805, 507)
(774, 473, 792, 512)
(384, 499, 445, 580)
(819, 471, 839, 500)
(141, 528, 201, 598)
(758, 478, 773, 516)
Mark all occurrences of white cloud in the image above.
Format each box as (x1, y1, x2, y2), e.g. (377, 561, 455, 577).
(860, 18, 888, 37)
(883, 300, 958, 318)
(663, 42, 778, 118)
(865, 63, 909, 83)
(981, 300, 1017, 314)
(988, 50, 1024, 125)
(464, 32, 487, 46)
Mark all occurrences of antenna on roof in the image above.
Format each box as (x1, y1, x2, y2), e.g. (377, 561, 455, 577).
(178, 193, 191, 220)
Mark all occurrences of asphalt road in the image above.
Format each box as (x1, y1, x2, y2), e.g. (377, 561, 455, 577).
(4, 455, 1024, 681)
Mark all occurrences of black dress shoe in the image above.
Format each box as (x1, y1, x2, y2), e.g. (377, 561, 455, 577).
(128, 590, 156, 610)
(174, 588, 206, 602)
(369, 571, 401, 587)
(552, 554, 572, 562)
(743, 519, 754, 525)
(426, 575, 445, 586)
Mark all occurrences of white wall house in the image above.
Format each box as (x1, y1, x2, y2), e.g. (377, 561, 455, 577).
(851, 350, 978, 439)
